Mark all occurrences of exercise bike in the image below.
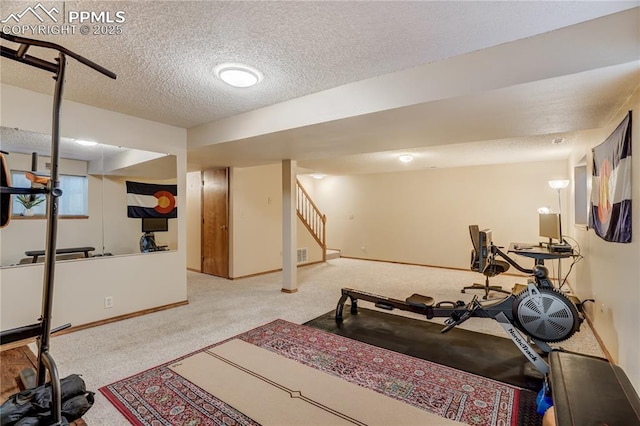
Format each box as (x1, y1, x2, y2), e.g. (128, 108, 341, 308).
(335, 229, 586, 375)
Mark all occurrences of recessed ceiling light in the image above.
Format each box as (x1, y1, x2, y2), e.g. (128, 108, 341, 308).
(311, 173, 326, 179)
(75, 139, 98, 146)
(215, 63, 263, 88)
(398, 154, 414, 163)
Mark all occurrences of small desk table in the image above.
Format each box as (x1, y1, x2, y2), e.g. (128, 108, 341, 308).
(508, 243, 573, 265)
(508, 243, 574, 287)
(25, 246, 95, 263)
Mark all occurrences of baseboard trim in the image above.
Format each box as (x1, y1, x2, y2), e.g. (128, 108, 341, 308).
(338, 255, 563, 279)
(230, 261, 324, 280)
(60, 300, 190, 335)
(231, 268, 282, 280)
(338, 255, 503, 275)
(0, 300, 189, 352)
(558, 281, 612, 363)
(581, 308, 615, 363)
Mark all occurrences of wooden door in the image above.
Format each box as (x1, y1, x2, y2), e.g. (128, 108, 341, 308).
(201, 168, 229, 277)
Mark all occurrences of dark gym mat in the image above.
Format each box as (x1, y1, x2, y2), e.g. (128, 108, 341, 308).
(304, 307, 545, 392)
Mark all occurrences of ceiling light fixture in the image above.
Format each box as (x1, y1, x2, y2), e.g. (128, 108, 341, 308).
(311, 173, 325, 180)
(215, 63, 263, 88)
(75, 139, 98, 146)
(398, 154, 414, 163)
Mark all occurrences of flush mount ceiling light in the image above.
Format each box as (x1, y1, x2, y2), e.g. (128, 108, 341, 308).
(215, 63, 263, 88)
(398, 154, 414, 163)
(311, 173, 326, 180)
(75, 139, 98, 146)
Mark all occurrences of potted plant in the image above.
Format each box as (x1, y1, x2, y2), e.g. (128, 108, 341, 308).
(16, 194, 45, 216)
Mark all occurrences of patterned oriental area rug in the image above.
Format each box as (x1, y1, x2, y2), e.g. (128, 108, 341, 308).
(100, 319, 524, 426)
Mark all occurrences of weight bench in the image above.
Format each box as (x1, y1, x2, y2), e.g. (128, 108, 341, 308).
(25, 247, 95, 263)
(547, 350, 640, 425)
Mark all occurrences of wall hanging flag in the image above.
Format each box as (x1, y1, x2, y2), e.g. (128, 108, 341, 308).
(589, 111, 632, 243)
(126, 181, 177, 218)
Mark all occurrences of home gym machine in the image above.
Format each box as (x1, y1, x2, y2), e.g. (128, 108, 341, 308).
(0, 33, 116, 425)
(335, 229, 585, 375)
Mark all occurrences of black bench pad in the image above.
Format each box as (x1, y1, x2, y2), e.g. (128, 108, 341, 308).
(405, 293, 434, 308)
(549, 350, 640, 426)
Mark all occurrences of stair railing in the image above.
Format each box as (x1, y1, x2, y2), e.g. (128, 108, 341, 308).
(296, 179, 326, 261)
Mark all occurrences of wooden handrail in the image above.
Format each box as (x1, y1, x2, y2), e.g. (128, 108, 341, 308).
(296, 179, 326, 261)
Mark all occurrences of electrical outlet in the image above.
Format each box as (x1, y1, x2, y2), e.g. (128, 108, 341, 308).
(105, 296, 113, 309)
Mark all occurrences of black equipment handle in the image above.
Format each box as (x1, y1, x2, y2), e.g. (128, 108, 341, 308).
(0, 33, 116, 79)
(493, 246, 534, 275)
(0, 322, 71, 345)
(441, 296, 480, 333)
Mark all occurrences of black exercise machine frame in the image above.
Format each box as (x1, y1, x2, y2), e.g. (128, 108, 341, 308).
(0, 32, 115, 425)
(336, 244, 585, 375)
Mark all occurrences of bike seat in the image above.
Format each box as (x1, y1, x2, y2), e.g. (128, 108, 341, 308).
(406, 294, 434, 308)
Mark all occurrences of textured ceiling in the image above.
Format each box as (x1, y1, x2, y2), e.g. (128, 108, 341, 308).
(1, 1, 639, 174)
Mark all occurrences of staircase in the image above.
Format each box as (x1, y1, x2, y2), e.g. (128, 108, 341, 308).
(326, 249, 341, 260)
(296, 179, 327, 261)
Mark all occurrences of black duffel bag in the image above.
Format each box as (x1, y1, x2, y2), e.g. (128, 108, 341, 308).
(1, 374, 94, 426)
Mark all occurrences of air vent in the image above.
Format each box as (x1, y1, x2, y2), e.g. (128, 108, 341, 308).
(297, 248, 308, 263)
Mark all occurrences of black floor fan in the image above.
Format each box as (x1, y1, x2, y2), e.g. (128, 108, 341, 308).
(0, 33, 116, 425)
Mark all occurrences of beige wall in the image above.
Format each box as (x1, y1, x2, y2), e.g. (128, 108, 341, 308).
(567, 90, 639, 392)
(0, 253, 184, 330)
(311, 161, 569, 270)
(184, 165, 323, 277)
(230, 164, 283, 277)
(226, 163, 322, 278)
(0, 84, 188, 330)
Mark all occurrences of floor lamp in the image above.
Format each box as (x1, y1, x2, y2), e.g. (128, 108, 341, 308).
(548, 179, 570, 286)
(549, 179, 570, 216)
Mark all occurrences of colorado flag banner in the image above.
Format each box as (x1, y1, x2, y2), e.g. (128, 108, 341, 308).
(126, 181, 177, 218)
(589, 112, 632, 243)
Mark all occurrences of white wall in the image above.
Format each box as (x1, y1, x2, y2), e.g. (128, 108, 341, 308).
(311, 161, 569, 270)
(228, 163, 322, 278)
(567, 90, 640, 392)
(0, 253, 184, 330)
(1, 84, 188, 330)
